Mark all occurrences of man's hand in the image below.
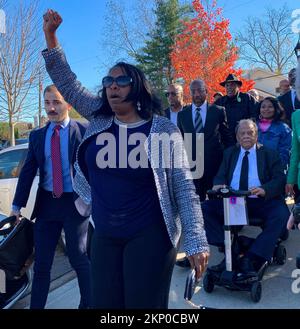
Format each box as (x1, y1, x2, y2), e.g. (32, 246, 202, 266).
(9, 210, 21, 223)
(287, 212, 295, 230)
(285, 184, 295, 197)
(250, 187, 266, 197)
(212, 185, 225, 191)
(43, 9, 62, 49)
(187, 252, 209, 281)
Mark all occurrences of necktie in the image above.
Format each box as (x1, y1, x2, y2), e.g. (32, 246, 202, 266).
(239, 151, 249, 191)
(51, 125, 63, 198)
(194, 107, 203, 133)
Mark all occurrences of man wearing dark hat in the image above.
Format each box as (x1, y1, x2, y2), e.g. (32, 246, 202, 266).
(215, 74, 258, 140)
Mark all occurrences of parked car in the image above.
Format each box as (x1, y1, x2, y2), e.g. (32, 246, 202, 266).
(0, 143, 37, 218)
(0, 138, 29, 151)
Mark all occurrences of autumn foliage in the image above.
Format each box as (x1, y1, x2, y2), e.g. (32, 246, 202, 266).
(171, 0, 254, 102)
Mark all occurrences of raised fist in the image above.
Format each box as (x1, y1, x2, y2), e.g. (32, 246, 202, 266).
(43, 9, 62, 34)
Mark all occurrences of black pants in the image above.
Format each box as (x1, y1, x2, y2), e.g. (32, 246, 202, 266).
(202, 198, 289, 261)
(30, 190, 91, 309)
(90, 220, 177, 309)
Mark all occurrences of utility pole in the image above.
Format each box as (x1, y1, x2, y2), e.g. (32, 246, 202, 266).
(0, 8, 5, 34)
(38, 70, 42, 127)
(0, 8, 6, 147)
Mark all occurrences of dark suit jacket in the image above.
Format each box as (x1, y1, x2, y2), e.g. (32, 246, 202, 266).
(177, 103, 234, 178)
(213, 144, 286, 200)
(215, 92, 258, 138)
(13, 119, 87, 218)
(278, 90, 300, 127)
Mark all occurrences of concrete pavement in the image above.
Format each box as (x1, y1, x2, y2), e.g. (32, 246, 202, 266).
(13, 227, 300, 309)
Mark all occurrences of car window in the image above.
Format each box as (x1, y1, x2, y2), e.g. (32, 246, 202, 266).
(0, 149, 28, 179)
(15, 138, 29, 145)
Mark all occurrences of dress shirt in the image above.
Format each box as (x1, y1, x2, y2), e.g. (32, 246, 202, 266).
(230, 144, 262, 194)
(42, 117, 73, 192)
(169, 107, 183, 126)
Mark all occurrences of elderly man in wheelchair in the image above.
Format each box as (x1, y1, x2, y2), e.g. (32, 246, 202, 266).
(201, 119, 290, 282)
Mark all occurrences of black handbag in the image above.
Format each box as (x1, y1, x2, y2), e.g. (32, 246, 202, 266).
(0, 216, 34, 280)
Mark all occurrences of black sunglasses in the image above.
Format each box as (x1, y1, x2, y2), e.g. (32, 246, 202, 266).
(165, 91, 178, 97)
(102, 75, 132, 88)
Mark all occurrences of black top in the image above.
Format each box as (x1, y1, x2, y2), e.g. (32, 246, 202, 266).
(84, 120, 164, 238)
(215, 92, 258, 138)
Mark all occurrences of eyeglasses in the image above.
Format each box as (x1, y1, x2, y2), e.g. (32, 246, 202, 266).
(102, 75, 132, 88)
(165, 92, 179, 97)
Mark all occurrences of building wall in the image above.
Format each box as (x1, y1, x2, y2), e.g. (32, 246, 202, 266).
(244, 69, 287, 97)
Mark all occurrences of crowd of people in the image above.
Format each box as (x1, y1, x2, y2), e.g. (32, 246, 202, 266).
(8, 8, 300, 309)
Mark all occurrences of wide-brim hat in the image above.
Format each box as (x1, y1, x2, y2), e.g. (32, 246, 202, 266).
(220, 74, 242, 87)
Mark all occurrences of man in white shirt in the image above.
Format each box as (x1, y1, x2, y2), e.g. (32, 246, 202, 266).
(202, 119, 289, 278)
(164, 83, 184, 126)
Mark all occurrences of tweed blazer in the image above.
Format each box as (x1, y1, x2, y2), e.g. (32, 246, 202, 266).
(42, 46, 209, 256)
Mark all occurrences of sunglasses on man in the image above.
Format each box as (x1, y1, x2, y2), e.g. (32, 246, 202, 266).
(102, 75, 132, 88)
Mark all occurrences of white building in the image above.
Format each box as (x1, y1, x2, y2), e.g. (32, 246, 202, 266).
(243, 68, 287, 98)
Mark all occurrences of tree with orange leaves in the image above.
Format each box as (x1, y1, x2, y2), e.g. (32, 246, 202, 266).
(171, 0, 254, 102)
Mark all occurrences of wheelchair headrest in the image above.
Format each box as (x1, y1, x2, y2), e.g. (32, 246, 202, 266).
(0, 215, 17, 236)
(293, 203, 300, 225)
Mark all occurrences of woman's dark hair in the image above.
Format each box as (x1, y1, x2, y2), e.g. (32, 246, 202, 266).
(94, 62, 162, 119)
(258, 97, 285, 122)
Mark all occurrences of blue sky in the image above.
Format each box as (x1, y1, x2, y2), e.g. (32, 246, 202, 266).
(6, 0, 300, 92)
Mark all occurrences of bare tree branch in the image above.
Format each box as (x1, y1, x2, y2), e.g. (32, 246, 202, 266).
(99, 0, 155, 64)
(0, 0, 45, 145)
(236, 5, 297, 73)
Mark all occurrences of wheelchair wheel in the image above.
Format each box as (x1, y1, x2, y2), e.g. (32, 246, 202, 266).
(274, 245, 286, 265)
(203, 273, 214, 293)
(296, 253, 300, 269)
(250, 281, 262, 303)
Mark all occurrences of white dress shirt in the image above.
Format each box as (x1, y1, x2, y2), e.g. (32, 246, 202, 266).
(230, 144, 262, 194)
(169, 108, 182, 126)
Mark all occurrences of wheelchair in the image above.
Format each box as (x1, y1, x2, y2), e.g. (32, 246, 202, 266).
(292, 203, 300, 269)
(202, 187, 287, 303)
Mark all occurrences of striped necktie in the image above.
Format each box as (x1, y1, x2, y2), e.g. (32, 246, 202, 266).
(51, 125, 63, 198)
(194, 107, 203, 133)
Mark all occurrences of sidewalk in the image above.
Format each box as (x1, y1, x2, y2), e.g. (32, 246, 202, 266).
(17, 228, 300, 309)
